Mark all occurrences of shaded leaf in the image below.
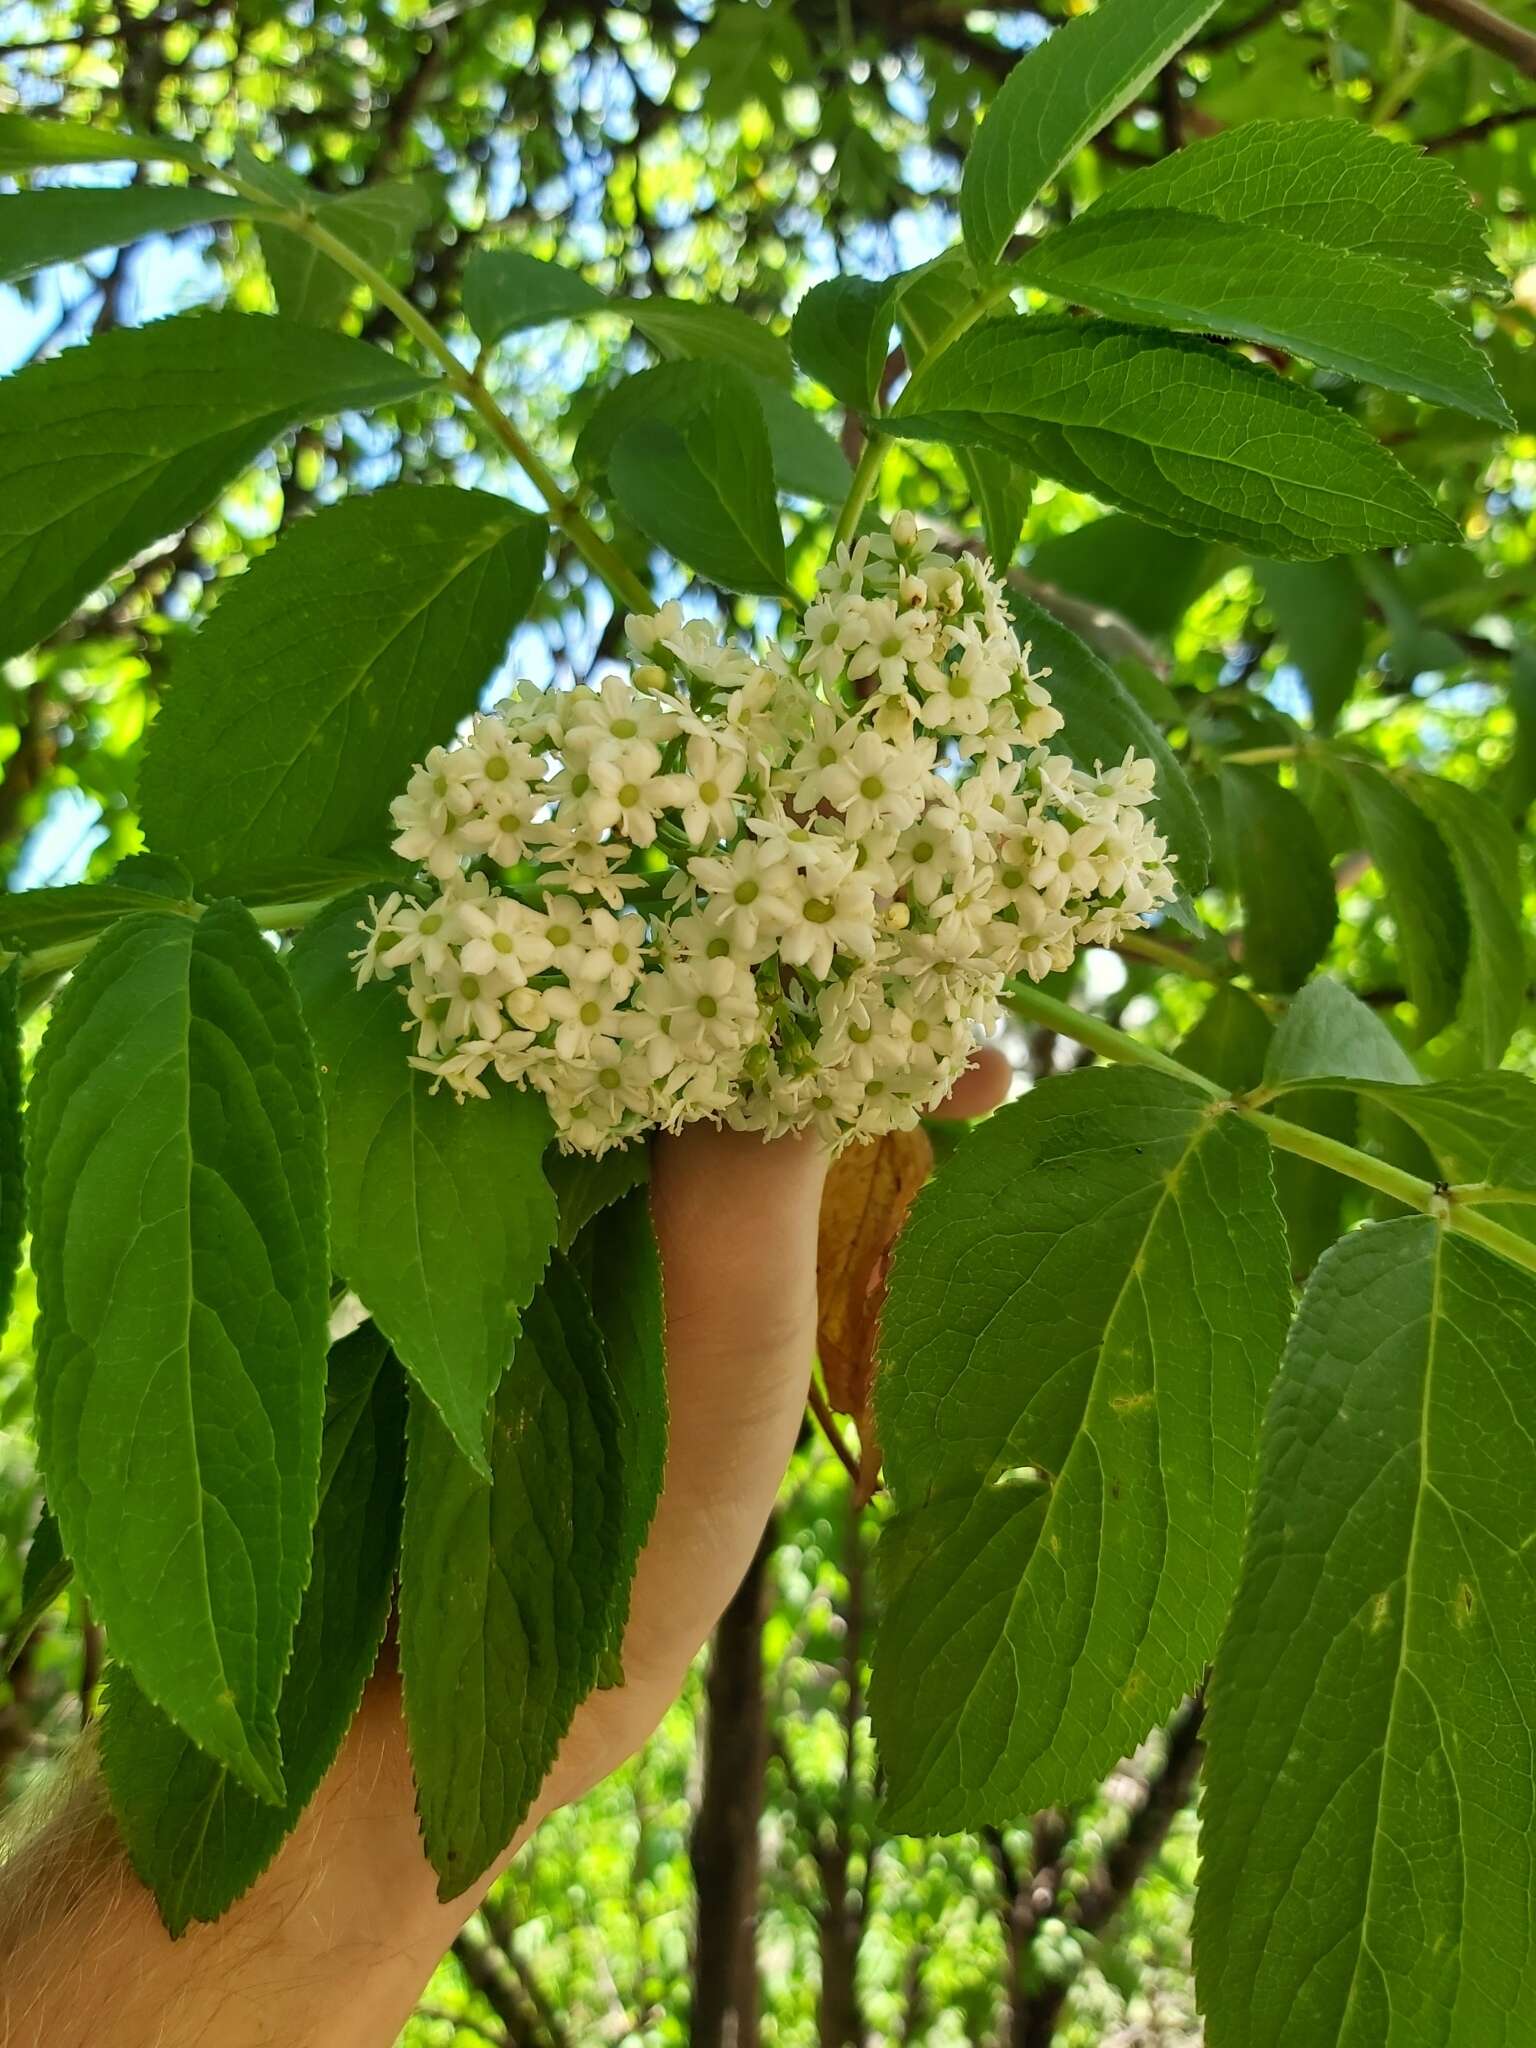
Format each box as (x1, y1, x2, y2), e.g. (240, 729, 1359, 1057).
(462, 248, 609, 346)
(1265, 976, 1419, 1091)
(400, 1258, 626, 1894)
(0, 112, 207, 175)
(1216, 764, 1337, 993)
(606, 362, 786, 594)
(258, 181, 435, 329)
(101, 1327, 407, 1934)
(1253, 558, 1365, 733)
(1403, 771, 1525, 1068)
(1332, 759, 1470, 1041)
(790, 274, 896, 412)
(289, 902, 557, 1478)
(1011, 593, 1209, 892)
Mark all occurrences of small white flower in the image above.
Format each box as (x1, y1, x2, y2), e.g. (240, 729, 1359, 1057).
(666, 733, 748, 845)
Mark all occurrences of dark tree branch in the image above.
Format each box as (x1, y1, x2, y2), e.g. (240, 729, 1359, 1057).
(1425, 100, 1536, 148)
(1408, 0, 1536, 77)
(690, 1517, 775, 2048)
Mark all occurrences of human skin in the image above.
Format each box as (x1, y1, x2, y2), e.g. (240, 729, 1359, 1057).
(0, 1051, 1010, 2048)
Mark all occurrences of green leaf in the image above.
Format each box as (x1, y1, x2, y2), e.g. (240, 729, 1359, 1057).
(0, 186, 259, 286)
(575, 1190, 668, 1666)
(871, 1065, 1290, 1831)
(790, 275, 895, 412)
(1011, 592, 1209, 893)
(892, 253, 1031, 569)
(545, 1143, 650, 1256)
(1177, 984, 1274, 1094)
(1176, 987, 1362, 1282)
(1198, 1219, 1536, 2044)
(1028, 513, 1213, 644)
(961, 0, 1221, 270)
(100, 1325, 407, 1935)
(0, 962, 24, 1334)
(1216, 765, 1336, 993)
(0, 311, 432, 663)
(461, 249, 611, 347)
(138, 488, 547, 887)
(21, 1504, 64, 1614)
(28, 905, 328, 1800)
(892, 317, 1456, 561)
(1331, 760, 1471, 1041)
(400, 1257, 626, 1895)
(5, 1506, 72, 1675)
(1253, 558, 1365, 733)
(606, 362, 787, 595)
(1402, 772, 1526, 1068)
(1353, 1076, 1536, 1234)
(962, 447, 1032, 577)
(1265, 977, 1419, 1091)
(627, 295, 792, 386)
(1094, 118, 1503, 293)
(1015, 210, 1509, 425)
(461, 255, 793, 384)
(289, 903, 557, 1478)
(749, 377, 854, 504)
(258, 181, 435, 329)
(0, 881, 196, 959)
(0, 112, 208, 176)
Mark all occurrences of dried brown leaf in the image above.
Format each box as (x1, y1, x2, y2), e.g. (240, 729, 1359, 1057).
(815, 1126, 933, 1497)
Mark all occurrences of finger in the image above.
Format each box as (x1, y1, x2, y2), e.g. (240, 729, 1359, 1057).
(930, 1043, 1013, 1121)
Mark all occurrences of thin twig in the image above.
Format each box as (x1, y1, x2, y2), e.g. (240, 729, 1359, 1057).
(808, 1379, 863, 1486)
(1407, 0, 1536, 77)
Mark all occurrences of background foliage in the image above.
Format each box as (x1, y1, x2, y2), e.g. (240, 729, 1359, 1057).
(2, 0, 1535, 2041)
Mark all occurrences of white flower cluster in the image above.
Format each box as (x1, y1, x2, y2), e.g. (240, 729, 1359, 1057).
(357, 516, 1176, 1154)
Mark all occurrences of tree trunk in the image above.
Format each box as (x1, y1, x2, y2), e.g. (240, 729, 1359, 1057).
(690, 1516, 774, 2048)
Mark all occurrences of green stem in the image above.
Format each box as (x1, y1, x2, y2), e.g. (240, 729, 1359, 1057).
(1005, 986, 1221, 1092)
(832, 271, 1017, 552)
(1216, 744, 1301, 766)
(1005, 983, 1536, 1281)
(921, 276, 1016, 368)
(1115, 930, 1227, 985)
(833, 433, 888, 549)
(18, 891, 344, 986)
(250, 197, 654, 617)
